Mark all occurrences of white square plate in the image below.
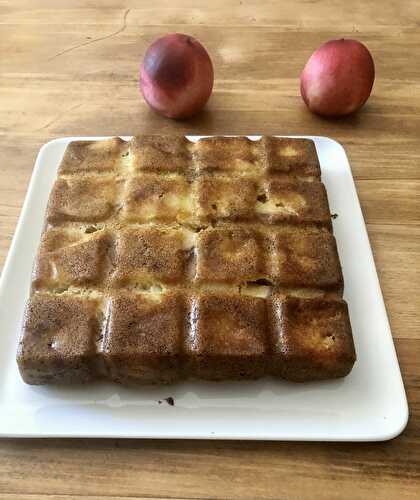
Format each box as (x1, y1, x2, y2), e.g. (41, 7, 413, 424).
(0, 136, 408, 440)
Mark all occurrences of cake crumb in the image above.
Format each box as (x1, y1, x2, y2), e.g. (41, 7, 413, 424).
(158, 397, 175, 406)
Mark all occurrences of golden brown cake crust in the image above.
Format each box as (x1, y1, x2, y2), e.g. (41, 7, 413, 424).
(131, 135, 192, 174)
(185, 294, 268, 380)
(17, 135, 355, 385)
(112, 226, 189, 286)
(256, 178, 331, 226)
(17, 294, 100, 384)
(196, 175, 258, 222)
(103, 292, 183, 383)
(269, 296, 356, 381)
(122, 174, 192, 224)
(32, 228, 112, 290)
(194, 136, 262, 173)
(58, 137, 128, 175)
(268, 227, 343, 290)
(46, 176, 122, 223)
(262, 136, 321, 177)
(196, 227, 265, 284)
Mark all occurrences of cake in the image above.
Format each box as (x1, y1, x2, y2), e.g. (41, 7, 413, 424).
(17, 135, 356, 384)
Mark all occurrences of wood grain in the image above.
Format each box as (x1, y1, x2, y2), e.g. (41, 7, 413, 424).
(0, 1, 419, 499)
(0, 497, 172, 500)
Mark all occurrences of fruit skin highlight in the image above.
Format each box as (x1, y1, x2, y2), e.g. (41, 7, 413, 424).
(139, 33, 214, 119)
(300, 39, 375, 117)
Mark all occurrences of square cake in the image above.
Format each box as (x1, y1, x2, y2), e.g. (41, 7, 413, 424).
(17, 136, 356, 384)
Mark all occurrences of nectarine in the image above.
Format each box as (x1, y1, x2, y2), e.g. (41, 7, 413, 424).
(139, 33, 214, 119)
(300, 39, 375, 117)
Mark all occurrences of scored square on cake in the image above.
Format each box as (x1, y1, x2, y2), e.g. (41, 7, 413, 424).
(17, 136, 356, 385)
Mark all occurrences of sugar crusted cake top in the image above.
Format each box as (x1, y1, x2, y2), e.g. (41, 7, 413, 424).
(37, 135, 339, 293)
(17, 135, 355, 385)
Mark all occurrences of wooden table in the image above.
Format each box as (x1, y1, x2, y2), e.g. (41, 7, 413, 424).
(1, 1, 419, 498)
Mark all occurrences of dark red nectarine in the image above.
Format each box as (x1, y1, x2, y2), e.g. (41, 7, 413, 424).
(139, 33, 214, 119)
